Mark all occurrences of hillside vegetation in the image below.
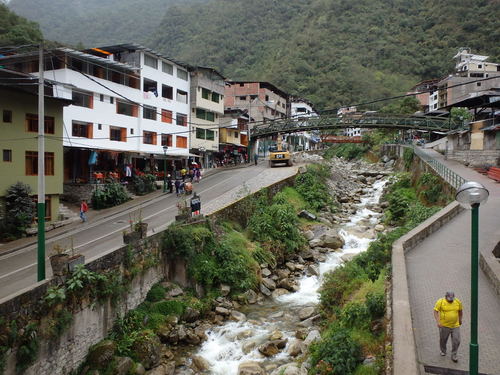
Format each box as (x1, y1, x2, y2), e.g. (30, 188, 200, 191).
(6, 0, 500, 109)
(0, 3, 42, 46)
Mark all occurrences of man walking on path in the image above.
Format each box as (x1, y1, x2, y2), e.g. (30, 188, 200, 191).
(434, 291, 463, 362)
(80, 199, 88, 223)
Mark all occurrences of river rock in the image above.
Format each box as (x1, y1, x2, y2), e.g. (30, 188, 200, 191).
(374, 224, 385, 232)
(131, 332, 161, 369)
(194, 326, 208, 342)
(309, 238, 324, 248)
(215, 306, 231, 316)
(287, 340, 304, 357)
(192, 356, 210, 372)
(238, 361, 265, 375)
(270, 363, 301, 375)
(298, 210, 317, 220)
(269, 330, 283, 340)
(242, 340, 257, 354)
(244, 289, 258, 304)
(303, 230, 315, 240)
(303, 330, 321, 347)
(262, 278, 276, 290)
(182, 307, 200, 323)
(114, 356, 134, 375)
(185, 330, 201, 345)
(146, 364, 167, 375)
(298, 314, 321, 328)
(261, 268, 272, 277)
(220, 284, 231, 296)
(237, 329, 254, 339)
(258, 342, 280, 357)
(259, 283, 272, 296)
(272, 289, 289, 300)
(135, 363, 146, 375)
(276, 268, 291, 279)
(299, 248, 314, 260)
(298, 306, 315, 320)
(295, 328, 308, 340)
(230, 310, 247, 322)
(307, 265, 319, 276)
(321, 230, 345, 249)
(269, 310, 284, 319)
(277, 279, 295, 291)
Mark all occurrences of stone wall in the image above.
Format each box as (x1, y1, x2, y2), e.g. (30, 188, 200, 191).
(1, 173, 296, 375)
(446, 150, 500, 167)
(62, 183, 97, 204)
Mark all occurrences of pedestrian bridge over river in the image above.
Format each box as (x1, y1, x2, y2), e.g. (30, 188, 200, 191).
(250, 113, 461, 139)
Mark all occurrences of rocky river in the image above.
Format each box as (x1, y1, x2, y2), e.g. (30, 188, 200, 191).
(150, 157, 392, 375)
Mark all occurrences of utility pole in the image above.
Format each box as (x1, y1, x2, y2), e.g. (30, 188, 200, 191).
(37, 42, 46, 281)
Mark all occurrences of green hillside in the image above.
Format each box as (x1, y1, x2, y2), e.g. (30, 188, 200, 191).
(150, 0, 500, 109)
(7, 0, 207, 47)
(0, 3, 42, 47)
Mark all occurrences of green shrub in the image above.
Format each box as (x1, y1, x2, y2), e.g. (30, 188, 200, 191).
(3, 182, 35, 238)
(325, 143, 369, 160)
(161, 224, 213, 259)
(146, 283, 166, 302)
(295, 164, 333, 211)
(341, 302, 369, 328)
(16, 323, 39, 373)
(91, 182, 129, 209)
(365, 292, 385, 320)
(150, 300, 185, 317)
(132, 174, 156, 195)
(418, 172, 443, 203)
(403, 147, 414, 169)
(310, 324, 362, 375)
(46, 309, 73, 339)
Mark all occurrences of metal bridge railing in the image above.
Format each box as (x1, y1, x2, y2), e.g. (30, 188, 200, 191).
(411, 146, 467, 189)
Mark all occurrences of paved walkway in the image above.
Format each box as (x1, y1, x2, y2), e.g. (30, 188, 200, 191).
(407, 148, 500, 374)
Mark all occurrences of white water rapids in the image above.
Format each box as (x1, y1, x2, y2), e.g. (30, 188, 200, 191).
(194, 178, 388, 375)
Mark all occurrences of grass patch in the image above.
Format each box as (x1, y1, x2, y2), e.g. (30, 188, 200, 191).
(278, 186, 307, 211)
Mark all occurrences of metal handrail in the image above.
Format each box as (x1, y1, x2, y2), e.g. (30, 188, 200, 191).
(410, 146, 467, 189)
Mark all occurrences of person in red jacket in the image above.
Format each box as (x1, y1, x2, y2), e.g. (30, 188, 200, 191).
(80, 199, 88, 223)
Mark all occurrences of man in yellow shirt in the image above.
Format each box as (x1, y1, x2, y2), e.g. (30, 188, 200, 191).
(433, 291, 463, 362)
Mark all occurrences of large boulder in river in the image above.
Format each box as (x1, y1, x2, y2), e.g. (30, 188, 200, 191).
(192, 356, 210, 372)
(238, 361, 265, 375)
(320, 229, 345, 249)
(298, 306, 315, 320)
(272, 288, 289, 298)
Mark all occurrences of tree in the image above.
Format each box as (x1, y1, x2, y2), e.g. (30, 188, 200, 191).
(4, 182, 35, 237)
(450, 107, 473, 125)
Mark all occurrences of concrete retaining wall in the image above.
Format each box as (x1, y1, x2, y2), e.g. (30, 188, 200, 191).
(446, 150, 500, 167)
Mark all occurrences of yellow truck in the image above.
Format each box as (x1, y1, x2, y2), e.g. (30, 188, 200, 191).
(268, 142, 292, 167)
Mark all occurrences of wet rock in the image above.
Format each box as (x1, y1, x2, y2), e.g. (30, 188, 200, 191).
(298, 210, 317, 220)
(192, 356, 210, 372)
(276, 268, 291, 279)
(177, 325, 187, 342)
(185, 330, 201, 345)
(303, 230, 315, 240)
(306, 265, 319, 276)
(298, 314, 321, 328)
(262, 278, 276, 291)
(114, 356, 134, 375)
(238, 361, 265, 375)
(308, 238, 324, 248)
(270, 363, 301, 375)
(295, 328, 308, 340)
(131, 332, 162, 369)
(182, 307, 200, 323)
(220, 284, 231, 296)
(146, 364, 168, 375)
(87, 340, 117, 369)
(299, 249, 314, 260)
(259, 283, 272, 296)
(341, 253, 357, 263)
(242, 340, 257, 354)
(230, 310, 247, 322)
(261, 268, 272, 277)
(258, 342, 280, 357)
(215, 306, 231, 316)
(380, 201, 389, 209)
(374, 224, 385, 232)
(277, 279, 295, 291)
(318, 217, 332, 225)
(237, 329, 254, 339)
(298, 306, 315, 320)
(285, 262, 296, 271)
(269, 330, 283, 340)
(244, 289, 258, 304)
(321, 229, 345, 249)
(194, 325, 208, 342)
(303, 330, 321, 347)
(287, 340, 304, 357)
(269, 310, 284, 319)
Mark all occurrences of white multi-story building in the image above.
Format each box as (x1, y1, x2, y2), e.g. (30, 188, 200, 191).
(289, 98, 320, 151)
(1, 44, 192, 182)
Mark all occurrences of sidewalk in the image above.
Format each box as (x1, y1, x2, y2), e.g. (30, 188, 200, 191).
(406, 148, 500, 374)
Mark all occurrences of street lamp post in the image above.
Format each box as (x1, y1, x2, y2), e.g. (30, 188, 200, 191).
(162, 146, 168, 193)
(455, 181, 489, 375)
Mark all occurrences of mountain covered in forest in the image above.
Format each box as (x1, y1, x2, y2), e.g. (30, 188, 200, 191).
(5, 0, 500, 109)
(7, 0, 208, 48)
(0, 3, 42, 47)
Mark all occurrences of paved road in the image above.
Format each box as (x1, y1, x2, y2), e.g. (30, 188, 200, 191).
(407, 148, 500, 374)
(0, 162, 286, 300)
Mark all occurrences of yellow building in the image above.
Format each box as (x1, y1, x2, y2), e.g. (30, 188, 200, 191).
(0, 69, 70, 222)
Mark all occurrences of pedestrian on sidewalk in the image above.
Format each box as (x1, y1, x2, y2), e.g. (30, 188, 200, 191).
(80, 199, 88, 223)
(167, 174, 173, 193)
(433, 291, 463, 362)
(174, 179, 181, 196)
(254, 153, 258, 165)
